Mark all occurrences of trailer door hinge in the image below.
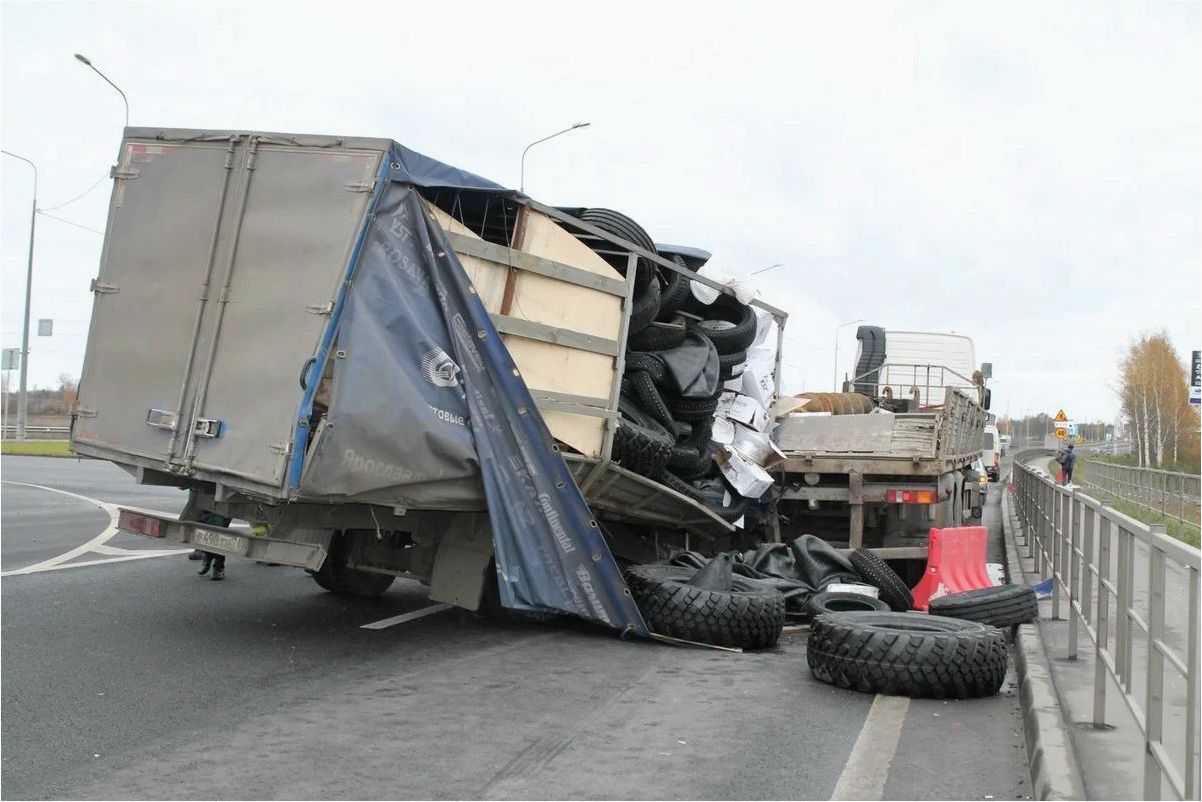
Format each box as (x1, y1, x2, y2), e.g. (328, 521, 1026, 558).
(110, 165, 140, 180)
(344, 179, 377, 193)
(73, 406, 98, 419)
(146, 408, 179, 431)
(268, 442, 291, 456)
(305, 301, 334, 316)
(90, 278, 120, 294)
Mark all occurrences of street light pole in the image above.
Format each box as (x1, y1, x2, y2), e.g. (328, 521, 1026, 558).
(2, 150, 37, 441)
(520, 122, 590, 194)
(74, 54, 129, 128)
(832, 318, 864, 391)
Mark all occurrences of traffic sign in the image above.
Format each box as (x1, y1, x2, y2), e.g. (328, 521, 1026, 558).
(1055, 427, 1067, 440)
(1191, 350, 1200, 405)
(1054, 409, 1068, 423)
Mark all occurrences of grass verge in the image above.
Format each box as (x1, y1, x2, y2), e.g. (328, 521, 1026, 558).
(1, 440, 75, 458)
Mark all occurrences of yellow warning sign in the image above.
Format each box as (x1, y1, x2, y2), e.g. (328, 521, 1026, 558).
(1054, 409, 1068, 423)
(1055, 427, 1067, 439)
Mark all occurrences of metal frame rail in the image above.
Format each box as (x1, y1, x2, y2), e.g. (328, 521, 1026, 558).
(1081, 460, 1202, 529)
(1012, 460, 1201, 799)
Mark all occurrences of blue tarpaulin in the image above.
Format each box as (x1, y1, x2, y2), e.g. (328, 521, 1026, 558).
(301, 174, 646, 635)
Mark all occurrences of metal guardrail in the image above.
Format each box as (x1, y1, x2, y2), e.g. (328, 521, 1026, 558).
(0, 425, 69, 441)
(1013, 461, 1201, 799)
(1082, 460, 1202, 529)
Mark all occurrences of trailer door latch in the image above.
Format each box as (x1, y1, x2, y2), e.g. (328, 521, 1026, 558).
(192, 418, 223, 439)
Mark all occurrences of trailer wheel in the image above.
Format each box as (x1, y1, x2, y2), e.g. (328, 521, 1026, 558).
(656, 255, 693, 320)
(807, 611, 1007, 698)
(850, 548, 914, 611)
(311, 550, 395, 598)
(929, 585, 1038, 628)
(625, 562, 785, 649)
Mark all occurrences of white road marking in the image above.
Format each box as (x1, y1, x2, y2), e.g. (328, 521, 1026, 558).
(361, 603, 454, 630)
(830, 694, 911, 800)
(0, 480, 188, 577)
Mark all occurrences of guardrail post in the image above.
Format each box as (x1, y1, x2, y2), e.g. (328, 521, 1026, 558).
(1067, 492, 1080, 659)
(1143, 527, 1167, 800)
(1093, 503, 1111, 728)
(1052, 485, 1063, 620)
(1186, 563, 1199, 801)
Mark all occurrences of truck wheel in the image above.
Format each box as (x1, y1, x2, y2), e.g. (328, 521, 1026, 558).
(311, 555, 395, 598)
(849, 548, 914, 611)
(625, 563, 785, 649)
(929, 585, 1038, 627)
(806, 590, 890, 619)
(656, 255, 692, 320)
(807, 611, 1008, 698)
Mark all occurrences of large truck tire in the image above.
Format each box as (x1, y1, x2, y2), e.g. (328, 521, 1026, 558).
(718, 349, 747, 381)
(627, 370, 675, 432)
(807, 611, 1008, 698)
(578, 208, 657, 289)
(628, 272, 661, 334)
(929, 585, 1038, 627)
(311, 555, 395, 598)
(850, 548, 914, 611)
(805, 590, 891, 618)
(625, 563, 785, 649)
(656, 255, 693, 320)
(614, 397, 672, 476)
(670, 386, 723, 422)
(624, 352, 668, 387)
(852, 325, 886, 394)
(628, 315, 687, 351)
(688, 297, 757, 355)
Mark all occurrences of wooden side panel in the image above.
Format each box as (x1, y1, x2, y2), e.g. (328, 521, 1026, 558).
(427, 204, 508, 312)
(428, 204, 620, 458)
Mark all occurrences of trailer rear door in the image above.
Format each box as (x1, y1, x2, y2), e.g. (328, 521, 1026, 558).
(74, 139, 238, 462)
(182, 142, 383, 486)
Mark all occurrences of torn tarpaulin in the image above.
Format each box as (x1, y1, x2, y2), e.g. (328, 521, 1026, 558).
(670, 535, 860, 613)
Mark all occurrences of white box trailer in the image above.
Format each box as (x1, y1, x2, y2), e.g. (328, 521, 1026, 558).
(72, 128, 787, 628)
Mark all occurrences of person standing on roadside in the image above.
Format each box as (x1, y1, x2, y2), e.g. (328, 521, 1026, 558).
(184, 489, 232, 581)
(1058, 443, 1077, 485)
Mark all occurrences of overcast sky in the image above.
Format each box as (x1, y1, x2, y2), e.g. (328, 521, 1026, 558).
(2, 1, 1198, 422)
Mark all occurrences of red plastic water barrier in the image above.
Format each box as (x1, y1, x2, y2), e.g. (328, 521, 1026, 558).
(910, 526, 993, 611)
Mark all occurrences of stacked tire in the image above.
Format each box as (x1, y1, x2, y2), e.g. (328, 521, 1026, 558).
(580, 209, 754, 524)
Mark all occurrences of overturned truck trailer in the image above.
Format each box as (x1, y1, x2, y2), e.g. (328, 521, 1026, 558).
(71, 128, 787, 631)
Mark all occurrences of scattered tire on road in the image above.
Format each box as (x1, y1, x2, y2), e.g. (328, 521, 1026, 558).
(929, 584, 1038, 627)
(805, 590, 890, 619)
(625, 562, 785, 649)
(849, 548, 914, 611)
(807, 611, 1008, 699)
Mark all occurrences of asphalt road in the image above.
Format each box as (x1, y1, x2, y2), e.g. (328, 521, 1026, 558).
(2, 455, 1032, 800)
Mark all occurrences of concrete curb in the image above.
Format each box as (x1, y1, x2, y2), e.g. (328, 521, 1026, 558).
(1001, 484, 1088, 801)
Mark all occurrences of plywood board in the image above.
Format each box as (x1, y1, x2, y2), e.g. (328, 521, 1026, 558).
(429, 204, 620, 458)
(427, 204, 508, 312)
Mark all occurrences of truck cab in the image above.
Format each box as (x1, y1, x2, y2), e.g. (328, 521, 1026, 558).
(981, 425, 1002, 481)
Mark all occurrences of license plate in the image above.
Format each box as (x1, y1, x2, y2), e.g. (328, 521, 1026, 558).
(191, 528, 248, 556)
